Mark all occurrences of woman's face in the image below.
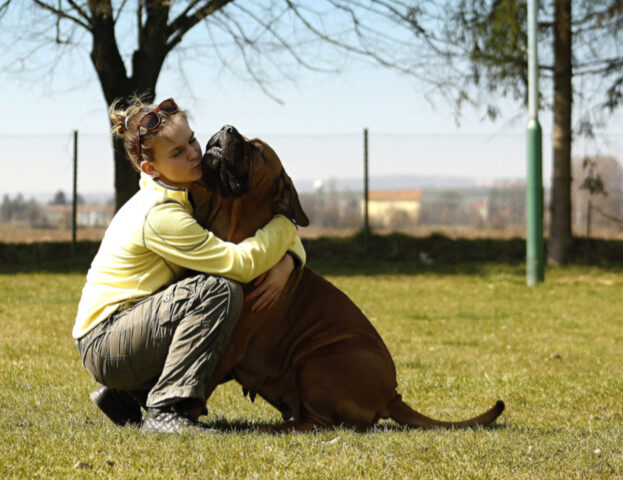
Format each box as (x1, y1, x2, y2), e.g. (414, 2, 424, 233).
(141, 114, 203, 189)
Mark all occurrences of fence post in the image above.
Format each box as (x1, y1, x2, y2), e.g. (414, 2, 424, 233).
(363, 128, 370, 253)
(72, 130, 78, 258)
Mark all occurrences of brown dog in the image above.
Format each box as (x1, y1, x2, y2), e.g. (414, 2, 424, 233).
(191, 125, 505, 431)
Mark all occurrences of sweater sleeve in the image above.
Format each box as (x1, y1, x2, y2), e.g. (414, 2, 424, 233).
(286, 235, 306, 270)
(143, 201, 297, 283)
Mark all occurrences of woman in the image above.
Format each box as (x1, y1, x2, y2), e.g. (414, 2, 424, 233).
(73, 97, 305, 434)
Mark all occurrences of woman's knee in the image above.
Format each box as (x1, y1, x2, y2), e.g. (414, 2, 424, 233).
(217, 277, 244, 318)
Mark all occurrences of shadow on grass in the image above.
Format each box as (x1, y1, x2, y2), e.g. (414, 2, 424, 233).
(3, 232, 623, 275)
(204, 416, 509, 434)
(0, 241, 98, 274)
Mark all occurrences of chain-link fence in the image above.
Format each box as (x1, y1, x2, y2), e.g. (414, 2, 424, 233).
(2, 131, 623, 242)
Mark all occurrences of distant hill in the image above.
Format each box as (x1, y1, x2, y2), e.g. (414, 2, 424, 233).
(294, 174, 480, 193)
(7, 174, 526, 204)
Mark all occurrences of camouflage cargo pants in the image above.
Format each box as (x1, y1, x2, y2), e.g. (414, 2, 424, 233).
(76, 273, 243, 408)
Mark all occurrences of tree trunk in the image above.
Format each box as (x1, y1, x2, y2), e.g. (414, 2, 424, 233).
(88, 1, 167, 211)
(549, 0, 573, 265)
(112, 136, 141, 211)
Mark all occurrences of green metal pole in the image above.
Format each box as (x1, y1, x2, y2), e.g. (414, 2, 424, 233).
(526, 0, 545, 285)
(526, 121, 544, 284)
(72, 130, 78, 259)
(363, 128, 370, 253)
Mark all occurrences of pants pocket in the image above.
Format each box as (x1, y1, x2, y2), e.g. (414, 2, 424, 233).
(157, 283, 196, 325)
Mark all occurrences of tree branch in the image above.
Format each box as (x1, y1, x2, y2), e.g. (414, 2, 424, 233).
(210, 13, 285, 104)
(229, 2, 338, 74)
(113, 0, 129, 24)
(66, 0, 91, 24)
(284, 0, 418, 76)
(571, 1, 623, 27)
(0, 0, 11, 17)
(166, 0, 233, 53)
(33, 0, 91, 30)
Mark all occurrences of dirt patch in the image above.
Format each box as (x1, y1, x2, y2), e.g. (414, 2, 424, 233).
(3, 222, 623, 243)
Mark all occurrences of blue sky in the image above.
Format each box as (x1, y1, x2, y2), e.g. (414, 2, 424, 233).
(2, 54, 524, 137)
(1, 4, 622, 197)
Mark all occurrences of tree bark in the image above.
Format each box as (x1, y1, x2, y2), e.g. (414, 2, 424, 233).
(549, 0, 573, 265)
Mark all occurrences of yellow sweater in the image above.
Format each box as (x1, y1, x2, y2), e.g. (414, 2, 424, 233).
(73, 173, 305, 339)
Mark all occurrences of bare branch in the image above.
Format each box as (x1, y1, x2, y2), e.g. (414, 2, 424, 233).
(207, 12, 285, 103)
(572, 1, 623, 27)
(0, 0, 11, 17)
(284, 0, 417, 76)
(32, 0, 91, 30)
(168, 0, 203, 28)
(166, 0, 234, 52)
(113, 0, 129, 24)
(66, 0, 91, 24)
(230, 2, 338, 74)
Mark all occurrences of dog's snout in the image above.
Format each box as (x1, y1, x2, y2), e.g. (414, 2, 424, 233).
(222, 125, 239, 136)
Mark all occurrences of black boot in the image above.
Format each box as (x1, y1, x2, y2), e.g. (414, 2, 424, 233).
(90, 386, 143, 426)
(140, 404, 218, 434)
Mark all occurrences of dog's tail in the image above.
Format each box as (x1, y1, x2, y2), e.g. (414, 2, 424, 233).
(387, 395, 505, 429)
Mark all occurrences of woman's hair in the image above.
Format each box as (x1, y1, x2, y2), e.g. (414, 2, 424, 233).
(109, 95, 187, 172)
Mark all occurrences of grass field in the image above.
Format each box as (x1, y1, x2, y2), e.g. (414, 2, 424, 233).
(1, 258, 622, 479)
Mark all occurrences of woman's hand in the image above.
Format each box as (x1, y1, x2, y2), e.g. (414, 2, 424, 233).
(245, 254, 295, 313)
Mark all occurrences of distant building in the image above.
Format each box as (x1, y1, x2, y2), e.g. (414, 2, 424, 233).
(44, 204, 113, 228)
(363, 189, 422, 228)
(77, 205, 114, 227)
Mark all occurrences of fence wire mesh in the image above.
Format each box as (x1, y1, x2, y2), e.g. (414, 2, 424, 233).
(2, 131, 623, 242)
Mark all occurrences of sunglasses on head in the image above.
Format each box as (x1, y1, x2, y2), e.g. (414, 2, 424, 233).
(135, 98, 179, 156)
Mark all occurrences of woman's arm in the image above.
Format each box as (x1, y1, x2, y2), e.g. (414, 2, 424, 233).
(143, 202, 297, 283)
(285, 235, 306, 270)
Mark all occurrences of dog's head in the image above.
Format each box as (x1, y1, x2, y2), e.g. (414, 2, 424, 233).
(202, 125, 309, 227)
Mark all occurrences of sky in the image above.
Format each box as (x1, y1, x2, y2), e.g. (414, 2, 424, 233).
(1, 4, 623, 198)
(2, 64, 545, 198)
(2, 51, 524, 137)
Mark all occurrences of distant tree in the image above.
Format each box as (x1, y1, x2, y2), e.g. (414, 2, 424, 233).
(320, 179, 341, 228)
(408, 0, 623, 264)
(488, 185, 526, 229)
(438, 191, 462, 225)
(50, 190, 67, 205)
(298, 193, 319, 226)
(0, 1, 441, 211)
(11, 193, 26, 220)
(387, 209, 413, 231)
(573, 155, 623, 235)
(1, 194, 12, 222)
(24, 199, 47, 228)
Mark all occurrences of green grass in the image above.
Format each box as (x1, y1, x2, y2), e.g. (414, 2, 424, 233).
(1, 262, 622, 478)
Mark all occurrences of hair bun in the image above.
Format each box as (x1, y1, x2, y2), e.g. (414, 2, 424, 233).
(109, 103, 131, 138)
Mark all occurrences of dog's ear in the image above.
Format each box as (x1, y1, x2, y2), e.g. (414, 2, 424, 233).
(273, 170, 310, 227)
